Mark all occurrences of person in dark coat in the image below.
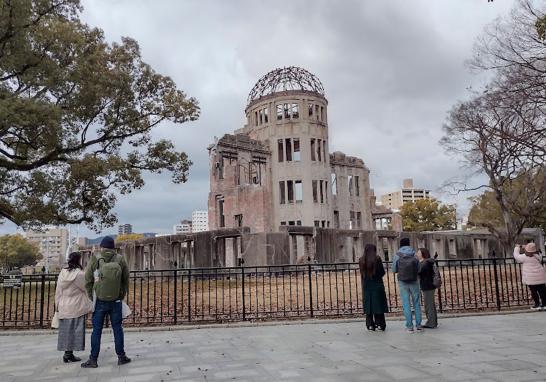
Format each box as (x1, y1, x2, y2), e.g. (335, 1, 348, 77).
(359, 244, 389, 331)
(417, 248, 438, 328)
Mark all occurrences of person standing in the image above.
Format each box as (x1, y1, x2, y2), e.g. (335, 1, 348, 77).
(391, 238, 422, 332)
(81, 236, 131, 368)
(417, 248, 438, 328)
(513, 243, 546, 310)
(55, 252, 93, 363)
(359, 244, 389, 331)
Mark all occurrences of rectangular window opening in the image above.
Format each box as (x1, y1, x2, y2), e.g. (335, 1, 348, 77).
(348, 175, 353, 197)
(283, 103, 290, 119)
(264, 108, 268, 123)
(234, 214, 243, 227)
(331, 173, 337, 195)
(310, 139, 316, 161)
(287, 180, 294, 203)
(319, 180, 324, 204)
(355, 176, 360, 196)
(295, 180, 303, 203)
(277, 104, 283, 121)
(279, 181, 285, 204)
(312, 180, 318, 203)
(293, 138, 300, 161)
(317, 139, 322, 162)
(278, 139, 284, 162)
(291, 103, 299, 119)
(285, 138, 292, 162)
(308, 103, 313, 117)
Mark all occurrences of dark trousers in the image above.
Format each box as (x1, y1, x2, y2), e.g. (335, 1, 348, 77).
(528, 284, 546, 307)
(366, 314, 386, 329)
(422, 289, 438, 328)
(90, 299, 125, 360)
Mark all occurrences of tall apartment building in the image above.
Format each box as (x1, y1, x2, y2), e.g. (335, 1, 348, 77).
(25, 227, 69, 269)
(191, 211, 209, 232)
(380, 178, 431, 210)
(118, 224, 133, 235)
(173, 219, 192, 234)
(207, 67, 373, 232)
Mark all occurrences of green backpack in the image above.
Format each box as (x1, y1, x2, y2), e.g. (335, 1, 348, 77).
(94, 253, 122, 301)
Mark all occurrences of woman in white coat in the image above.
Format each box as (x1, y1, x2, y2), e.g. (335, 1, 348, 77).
(55, 252, 93, 363)
(513, 243, 546, 310)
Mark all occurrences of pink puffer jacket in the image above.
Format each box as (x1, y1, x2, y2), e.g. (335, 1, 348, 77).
(513, 247, 546, 286)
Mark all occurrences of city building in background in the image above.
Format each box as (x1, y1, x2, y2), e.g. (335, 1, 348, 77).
(207, 67, 373, 232)
(380, 178, 431, 210)
(25, 227, 68, 271)
(173, 219, 192, 234)
(118, 224, 133, 235)
(191, 211, 209, 232)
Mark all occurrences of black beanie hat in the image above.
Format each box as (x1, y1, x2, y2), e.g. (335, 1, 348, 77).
(100, 236, 115, 249)
(399, 237, 410, 247)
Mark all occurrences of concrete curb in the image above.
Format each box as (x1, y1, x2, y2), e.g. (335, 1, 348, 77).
(0, 308, 538, 336)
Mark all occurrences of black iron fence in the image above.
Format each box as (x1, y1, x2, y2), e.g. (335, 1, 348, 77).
(1, 257, 543, 328)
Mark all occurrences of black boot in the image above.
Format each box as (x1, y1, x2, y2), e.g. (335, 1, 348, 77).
(118, 354, 132, 365)
(63, 351, 81, 363)
(81, 358, 98, 368)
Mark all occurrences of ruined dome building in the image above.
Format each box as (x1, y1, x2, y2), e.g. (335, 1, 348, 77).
(208, 67, 373, 235)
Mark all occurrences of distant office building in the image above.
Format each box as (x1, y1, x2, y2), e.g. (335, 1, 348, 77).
(380, 179, 431, 210)
(192, 211, 208, 232)
(173, 219, 192, 234)
(25, 227, 69, 270)
(118, 224, 133, 235)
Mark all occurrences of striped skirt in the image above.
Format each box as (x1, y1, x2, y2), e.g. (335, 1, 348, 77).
(57, 315, 86, 351)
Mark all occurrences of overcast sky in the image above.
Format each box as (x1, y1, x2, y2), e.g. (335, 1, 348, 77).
(1, 0, 517, 238)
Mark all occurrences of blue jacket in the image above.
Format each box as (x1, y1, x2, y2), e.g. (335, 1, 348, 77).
(391, 246, 416, 273)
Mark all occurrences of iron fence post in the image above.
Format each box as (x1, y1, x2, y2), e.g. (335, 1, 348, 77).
(435, 253, 443, 313)
(241, 264, 246, 321)
(39, 274, 45, 328)
(492, 252, 501, 311)
(308, 258, 314, 318)
(188, 269, 192, 322)
(173, 269, 178, 325)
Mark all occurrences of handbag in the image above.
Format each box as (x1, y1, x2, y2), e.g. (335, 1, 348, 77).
(122, 301, 132, 319)
(51, 312, 60, 329)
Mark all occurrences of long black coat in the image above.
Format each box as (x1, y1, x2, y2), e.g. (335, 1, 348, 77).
(359, 256, 389, 314)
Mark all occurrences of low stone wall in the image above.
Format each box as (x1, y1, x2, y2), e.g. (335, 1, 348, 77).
(79, 227, 545, 271)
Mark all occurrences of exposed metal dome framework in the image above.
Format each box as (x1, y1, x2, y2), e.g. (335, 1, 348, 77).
(247, 66, 325, 106)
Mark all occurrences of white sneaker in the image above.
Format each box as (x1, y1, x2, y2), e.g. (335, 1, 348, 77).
(531, 306, 540, 311)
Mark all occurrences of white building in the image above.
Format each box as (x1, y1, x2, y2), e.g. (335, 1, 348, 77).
(25, 226, 69, 271)
(118, 224, 133, 235)
(173, 219, 192, 234)
(192, 210, 208, 232)
(380, 179, 431, 210)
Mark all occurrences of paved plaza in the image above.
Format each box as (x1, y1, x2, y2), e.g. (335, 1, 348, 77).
(1, 312, 545, 382)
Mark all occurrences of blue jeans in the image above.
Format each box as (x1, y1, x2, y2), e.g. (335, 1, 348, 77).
(399, 281, 422, 329)
(90, 299, 125, 360)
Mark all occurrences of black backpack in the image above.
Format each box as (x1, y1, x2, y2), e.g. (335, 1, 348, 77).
(398, 254, 418, 282)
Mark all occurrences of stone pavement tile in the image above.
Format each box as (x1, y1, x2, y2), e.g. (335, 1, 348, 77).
(487, 359, 542, 371)
(452, 361, 507, 374)
(421, 364, 483, 381)
(484, 369, 544, 382)
(372, 365, 432, 380)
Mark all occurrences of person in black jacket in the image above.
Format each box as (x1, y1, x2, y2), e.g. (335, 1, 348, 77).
(359, 244, 389, 331)
(417, 248, 437, 328)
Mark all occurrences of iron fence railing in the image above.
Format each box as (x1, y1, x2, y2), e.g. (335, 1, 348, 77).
(0, 257, 543, 328)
